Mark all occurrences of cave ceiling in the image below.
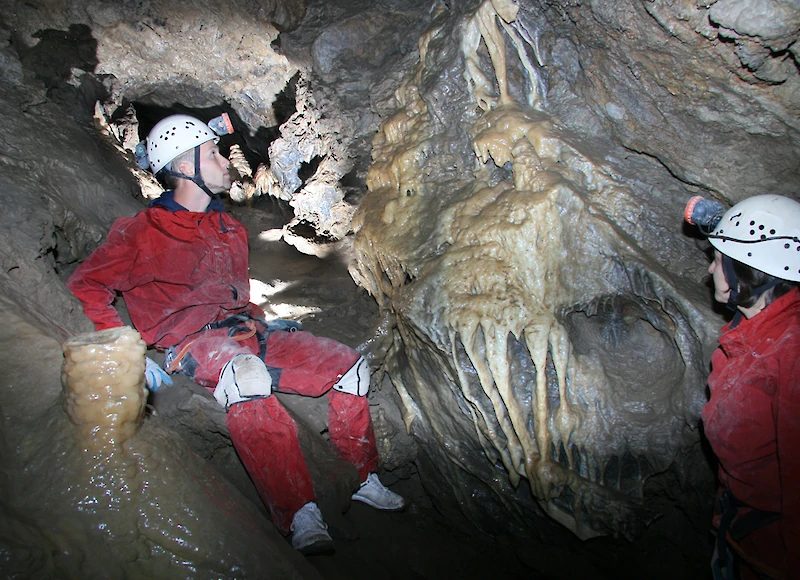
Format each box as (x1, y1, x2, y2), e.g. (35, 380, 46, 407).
(1, 0, 799, 566)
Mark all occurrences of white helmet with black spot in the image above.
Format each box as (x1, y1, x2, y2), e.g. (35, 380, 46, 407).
(146, 114, 219, 175)
(708, 194, 800, 282)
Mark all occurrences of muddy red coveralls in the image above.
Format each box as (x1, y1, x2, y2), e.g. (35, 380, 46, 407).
(702, 287, 800, 579)
(67, 192, 378, 534)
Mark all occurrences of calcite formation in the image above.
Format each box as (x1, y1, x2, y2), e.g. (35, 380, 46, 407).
(352, 0, 714, 540)
(62, 326, 148, 453)
(2, 0, 798, 571)
(258, 74, 356, 238)
(49, 326, 308, 577)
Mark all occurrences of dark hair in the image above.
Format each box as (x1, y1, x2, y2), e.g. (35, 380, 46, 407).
(732, 257, 798, 308)
(157, 170, 179, 190)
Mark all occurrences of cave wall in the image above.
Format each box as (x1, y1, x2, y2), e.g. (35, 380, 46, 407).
(0, 24, 139, 339)
(348, 0, 799, 566)
(0, 0, 798, 576)
(543, 0, 800, 200)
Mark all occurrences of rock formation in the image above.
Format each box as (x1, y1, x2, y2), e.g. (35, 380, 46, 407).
(0, 0, 798, 577)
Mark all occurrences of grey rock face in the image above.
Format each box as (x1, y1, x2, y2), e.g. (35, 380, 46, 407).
(256, 0, 438, 238)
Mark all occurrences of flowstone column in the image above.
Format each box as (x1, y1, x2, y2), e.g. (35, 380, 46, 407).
(352, 0, 710, 541)
(61, 326, 147, 455)
(56, 326, 300, 577)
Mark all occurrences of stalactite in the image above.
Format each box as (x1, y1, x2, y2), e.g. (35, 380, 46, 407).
(353, 0, 706, 540)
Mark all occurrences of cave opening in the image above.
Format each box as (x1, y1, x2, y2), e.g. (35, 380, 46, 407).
(296, 154, 324, 190)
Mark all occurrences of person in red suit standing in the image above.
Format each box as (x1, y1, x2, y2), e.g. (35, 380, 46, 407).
(684, 194, 800, 580)
(67, 113, 404, 555)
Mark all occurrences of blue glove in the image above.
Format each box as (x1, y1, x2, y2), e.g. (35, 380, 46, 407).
(145, 357, 173, 391)
(264, 319, 302, 333)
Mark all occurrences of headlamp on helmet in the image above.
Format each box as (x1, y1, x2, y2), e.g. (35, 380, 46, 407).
(684, 194, 800, 282)
(684, 196, 725, 234)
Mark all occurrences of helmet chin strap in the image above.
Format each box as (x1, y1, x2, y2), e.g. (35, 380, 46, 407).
(721, 254, 745, 328)
(161, 145, 228, 232)
(722, 254, 740, 310)
(161, 145, 215, 198)
(721, 253, 779, 328)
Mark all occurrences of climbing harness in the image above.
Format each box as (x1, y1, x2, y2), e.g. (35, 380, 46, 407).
(164, 313, 301, 375)
(711, 488, 782, 580)
(165, 313, 262, 374)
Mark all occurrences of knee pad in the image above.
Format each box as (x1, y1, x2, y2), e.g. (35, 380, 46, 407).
(332, 356, 370, 397)
(214, 354, 272, 410)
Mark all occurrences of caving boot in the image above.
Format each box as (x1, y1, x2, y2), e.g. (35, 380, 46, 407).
(351, 473, 406, 511)
(290, 502, 335, 556)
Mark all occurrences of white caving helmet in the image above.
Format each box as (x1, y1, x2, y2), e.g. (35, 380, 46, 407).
(146, 114, 221, 175)
(133, 113, 234, 198)
(685, 194, 800, 282)
(704, 194, 800, 282)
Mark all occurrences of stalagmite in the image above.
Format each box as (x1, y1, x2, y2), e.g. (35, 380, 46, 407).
(61, 326, 148, 454)
(53, 325, 308, 577)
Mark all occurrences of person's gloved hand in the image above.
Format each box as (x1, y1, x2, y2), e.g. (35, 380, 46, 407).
(145, 357, 173, 391)
(265, 319, 302, 333)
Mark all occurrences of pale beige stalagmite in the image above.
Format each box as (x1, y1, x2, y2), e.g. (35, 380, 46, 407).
(61, 326, 148, 453)
(228, 144, 258, 203)
(228, 144, 253, 179)
(254, 162, 280, 197)
(4, 320, 307, 576)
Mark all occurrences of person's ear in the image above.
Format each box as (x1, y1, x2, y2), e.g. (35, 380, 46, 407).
(176, 159, 195, 176)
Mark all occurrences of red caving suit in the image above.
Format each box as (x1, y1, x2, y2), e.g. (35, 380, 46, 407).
(67, 191, 378, 534)
(702, 287, 800, 579)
